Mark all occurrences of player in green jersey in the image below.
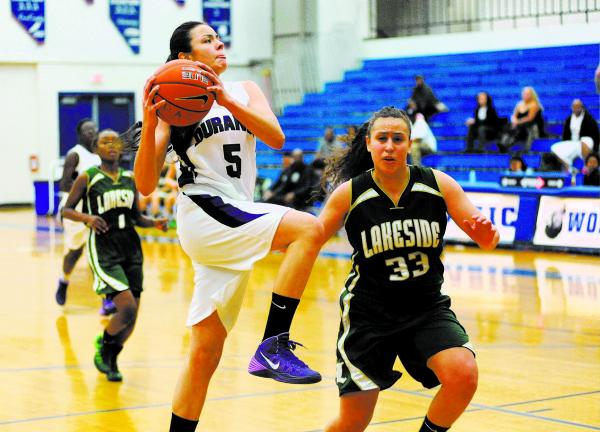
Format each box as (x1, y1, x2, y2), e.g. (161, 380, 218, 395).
(63, 129, 168, 382)
(318, 107, 499, 432)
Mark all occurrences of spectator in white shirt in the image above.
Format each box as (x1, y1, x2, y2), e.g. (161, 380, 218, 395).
(410, 113, 437, 166)
(551, 99, 600, 171)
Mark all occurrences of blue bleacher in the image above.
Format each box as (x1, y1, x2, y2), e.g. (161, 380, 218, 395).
(257, 43, 600, 184)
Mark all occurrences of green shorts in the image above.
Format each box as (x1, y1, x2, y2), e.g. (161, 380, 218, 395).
(335, 291, 474, 396)
(86, 228, 143, 297)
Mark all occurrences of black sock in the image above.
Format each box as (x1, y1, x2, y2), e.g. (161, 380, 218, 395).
(169, 413, 198, 432)
(262, 293, 300, 340)
(419, 416, 449, 432)
(103, 329, 118, 344)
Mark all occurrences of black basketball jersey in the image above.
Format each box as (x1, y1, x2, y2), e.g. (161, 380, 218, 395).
(84, 166, 137, 232)
(344, 166, 447, 309)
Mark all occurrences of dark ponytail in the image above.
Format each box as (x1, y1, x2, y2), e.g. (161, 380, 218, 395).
(166, 21, 205, 62)
(119, 121, 143, 154)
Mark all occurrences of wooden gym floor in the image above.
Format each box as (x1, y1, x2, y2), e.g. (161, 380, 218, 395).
(0, 208, 598, 431)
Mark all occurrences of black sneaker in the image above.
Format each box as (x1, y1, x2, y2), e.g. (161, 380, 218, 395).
(106, 345, 123, 382)
(55, 279, 68, 305)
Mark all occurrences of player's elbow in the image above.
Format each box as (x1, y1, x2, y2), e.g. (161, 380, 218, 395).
(272, 132, 286, 150)
(136, 179, 156, 197)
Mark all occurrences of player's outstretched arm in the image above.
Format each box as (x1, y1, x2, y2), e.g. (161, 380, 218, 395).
(434, 170, 500, 250)
(318, 181, 351, 244)
(62, 173, 109, 234)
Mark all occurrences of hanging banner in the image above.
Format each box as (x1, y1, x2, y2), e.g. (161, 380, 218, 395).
(109, 0, 141, 54)
(174, 0, 185, 5)
(202, 0, 231, 47)
(11, 0, 46, 44)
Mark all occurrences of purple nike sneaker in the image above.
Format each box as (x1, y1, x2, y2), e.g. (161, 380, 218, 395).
(248, 332, 321, 384)
(99, 297, 117, 316)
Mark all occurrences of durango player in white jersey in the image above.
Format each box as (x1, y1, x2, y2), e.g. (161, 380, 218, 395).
(134, 21, 324, 432)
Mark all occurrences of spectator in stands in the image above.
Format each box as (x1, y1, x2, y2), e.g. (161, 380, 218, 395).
(498, 86, 546, 154)
(410, 112, 437, 166)
(316, 127, 343, 161)
(508, 155, 528, 173)
(582, 153, 600, 186)
(464, 92, 503, 153)
(538, 152, 564, 172)
(298, 158, 327, 212)
(262, 149, 312, 210)
(595, 64, 600, 94)
(409, 75, 448, 121)
(550, 99, 600, 171)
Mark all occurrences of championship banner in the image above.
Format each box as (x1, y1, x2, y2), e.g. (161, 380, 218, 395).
(202, 0, 231, 47)
(109, 0, 141, 54)
(11, 0, 45, 44)
(444, 192, 519, 245)
(533, 196, 600, 250)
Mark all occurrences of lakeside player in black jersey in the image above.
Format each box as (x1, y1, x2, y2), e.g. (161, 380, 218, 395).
(62, 129, 167, 382)
(317, 107, 499, 432)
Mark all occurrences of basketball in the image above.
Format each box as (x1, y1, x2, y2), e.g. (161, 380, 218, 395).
(152, 59, 215, 127)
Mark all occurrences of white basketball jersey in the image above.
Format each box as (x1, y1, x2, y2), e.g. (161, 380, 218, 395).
(175, 81, 257, 201)
(69, 144, 101, 176)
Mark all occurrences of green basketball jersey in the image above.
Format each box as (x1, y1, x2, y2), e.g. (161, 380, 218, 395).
(85, 166, 137, 231)
(344, 166, 448, 309)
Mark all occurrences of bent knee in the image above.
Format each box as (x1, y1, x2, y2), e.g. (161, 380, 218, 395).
(338, 414, 372, 432)
(438, 360, 478, 394)
(121, 304, 139, 326)
(189, 343, 224, 371)
(297, 213, 324, 243)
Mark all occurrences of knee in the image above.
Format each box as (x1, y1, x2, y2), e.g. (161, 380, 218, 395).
(437, 358, 478, 398)
(298, 213, 325, 246)
(188, 341, 224, 374)
(338, 412, 372, 432)
(121, 303, 139, 327)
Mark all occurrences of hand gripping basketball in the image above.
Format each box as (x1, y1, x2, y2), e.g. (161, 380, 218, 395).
(151, 59, 215, 127)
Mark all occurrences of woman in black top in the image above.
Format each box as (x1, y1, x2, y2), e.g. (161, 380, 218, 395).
(318, 107, 499, 432)
(465, 92, 501, 153)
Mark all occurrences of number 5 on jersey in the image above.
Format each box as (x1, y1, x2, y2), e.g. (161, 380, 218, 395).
(223, 144, 241, 178)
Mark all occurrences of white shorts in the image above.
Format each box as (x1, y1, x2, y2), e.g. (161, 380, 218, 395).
(177, 192, 290, 332)
(60, 196, 89, 252)
(551, 138, 593, 166)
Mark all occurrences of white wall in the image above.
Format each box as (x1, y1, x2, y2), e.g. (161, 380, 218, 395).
(0, 0, 271, 205)
(359, 22, 600, 60)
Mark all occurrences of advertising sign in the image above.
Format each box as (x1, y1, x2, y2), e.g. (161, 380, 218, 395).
(533, 196, 600, 250)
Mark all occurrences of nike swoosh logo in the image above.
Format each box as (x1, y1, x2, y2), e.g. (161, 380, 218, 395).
(175, 95, 209, 103)
(272, 302, 286, 310)
(260, 352, 280, 370)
